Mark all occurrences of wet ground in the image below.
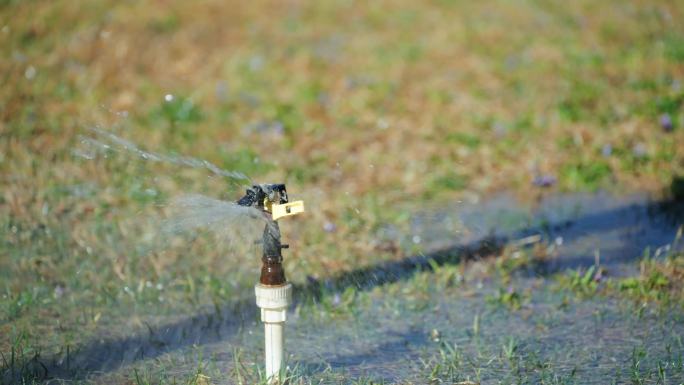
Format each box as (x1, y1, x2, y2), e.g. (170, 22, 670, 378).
(39, 191, 684, 384)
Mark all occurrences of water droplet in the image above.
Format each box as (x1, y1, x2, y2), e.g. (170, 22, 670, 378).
(412, 235, 421, 244)
(164, 94, 174, 102)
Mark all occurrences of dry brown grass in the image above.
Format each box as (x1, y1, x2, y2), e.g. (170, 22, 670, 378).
(2, 0, 684, 374)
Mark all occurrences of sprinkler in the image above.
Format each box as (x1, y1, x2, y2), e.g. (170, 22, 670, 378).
(237, 184, 304, 383)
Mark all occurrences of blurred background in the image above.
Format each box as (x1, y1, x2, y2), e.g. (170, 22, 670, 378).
(1, 0, 683, 383)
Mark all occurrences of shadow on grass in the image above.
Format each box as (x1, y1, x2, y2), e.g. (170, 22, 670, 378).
(6, 194, 683, 383)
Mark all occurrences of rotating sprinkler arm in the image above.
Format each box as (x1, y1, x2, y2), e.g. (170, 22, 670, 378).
(236, 184, 304, 383)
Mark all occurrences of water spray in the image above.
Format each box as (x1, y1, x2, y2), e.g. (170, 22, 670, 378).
(237, 184, 304, 383)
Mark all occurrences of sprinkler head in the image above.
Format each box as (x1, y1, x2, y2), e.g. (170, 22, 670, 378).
(237, 184, 304, 286)
(237, 184, 289, 209)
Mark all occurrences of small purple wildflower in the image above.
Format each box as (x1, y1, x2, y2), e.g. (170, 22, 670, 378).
(332, 293, 341, 307)
(660, 114, 674, 132)
(492, 122, 507, 138)
(243, 121, 284, 136)
(54, 285, 65, 299)
(323, 221, 336, 233)
(601, 144, 612, 158)
(532, 174, 557, 188)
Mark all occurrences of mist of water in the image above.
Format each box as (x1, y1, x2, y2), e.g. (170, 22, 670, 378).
(163, 194, 264, 233)
(73, 126, 279, 254)
(162, 194, 278, 243)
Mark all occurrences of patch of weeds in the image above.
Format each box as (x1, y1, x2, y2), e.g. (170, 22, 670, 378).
(501, 336, 519, 362)
(557, 80, 601, 122)
(427, 171, 467, 196)
(646, 91, 684, 128)
(612, 254, 683, 306)
(320, 286, 362, 317)
(445, 132, 481, 149)
(1, 287, 45, 322)
(492, 236, 551, 282)
(423, 341, 473, 384)
(296, 81, 326, 105)
(296, 285, 366, 321)
(664, 34, 684, 62)
(218, 147, 273, 177)
(148, 14, 181, 34)
(486, 286, 529, 310)
(560, 160, 612, 191)
(285, 155, 328, 184)
(0, 332, 49, 384)
(428, 259, 464, 289)
(614, 145, 653, 173)
(127, 180, 165, 206)
(555, 265, 603, 299)
(512, 113, 535, 134)
(151, 95, 203, 128)
(494, 250, 532, 282)
(264, 102, 304, 136)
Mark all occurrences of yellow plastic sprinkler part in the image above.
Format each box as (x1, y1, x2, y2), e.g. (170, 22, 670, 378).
(271, 201, 305, 221)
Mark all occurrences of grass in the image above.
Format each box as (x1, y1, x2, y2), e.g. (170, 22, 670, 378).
(551, 230, 684, 308)
(2, 0, 684, 383)
(613, 253, 684, 307)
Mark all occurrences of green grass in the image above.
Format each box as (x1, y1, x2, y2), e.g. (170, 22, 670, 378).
(2, 0, 684, 382)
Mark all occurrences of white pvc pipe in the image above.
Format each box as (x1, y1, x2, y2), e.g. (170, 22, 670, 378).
(255, 283, 292, 383)
(264, 322, 284, 379)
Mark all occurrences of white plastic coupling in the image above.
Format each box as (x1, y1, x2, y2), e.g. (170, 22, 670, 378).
(255, 283, 292, 382)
